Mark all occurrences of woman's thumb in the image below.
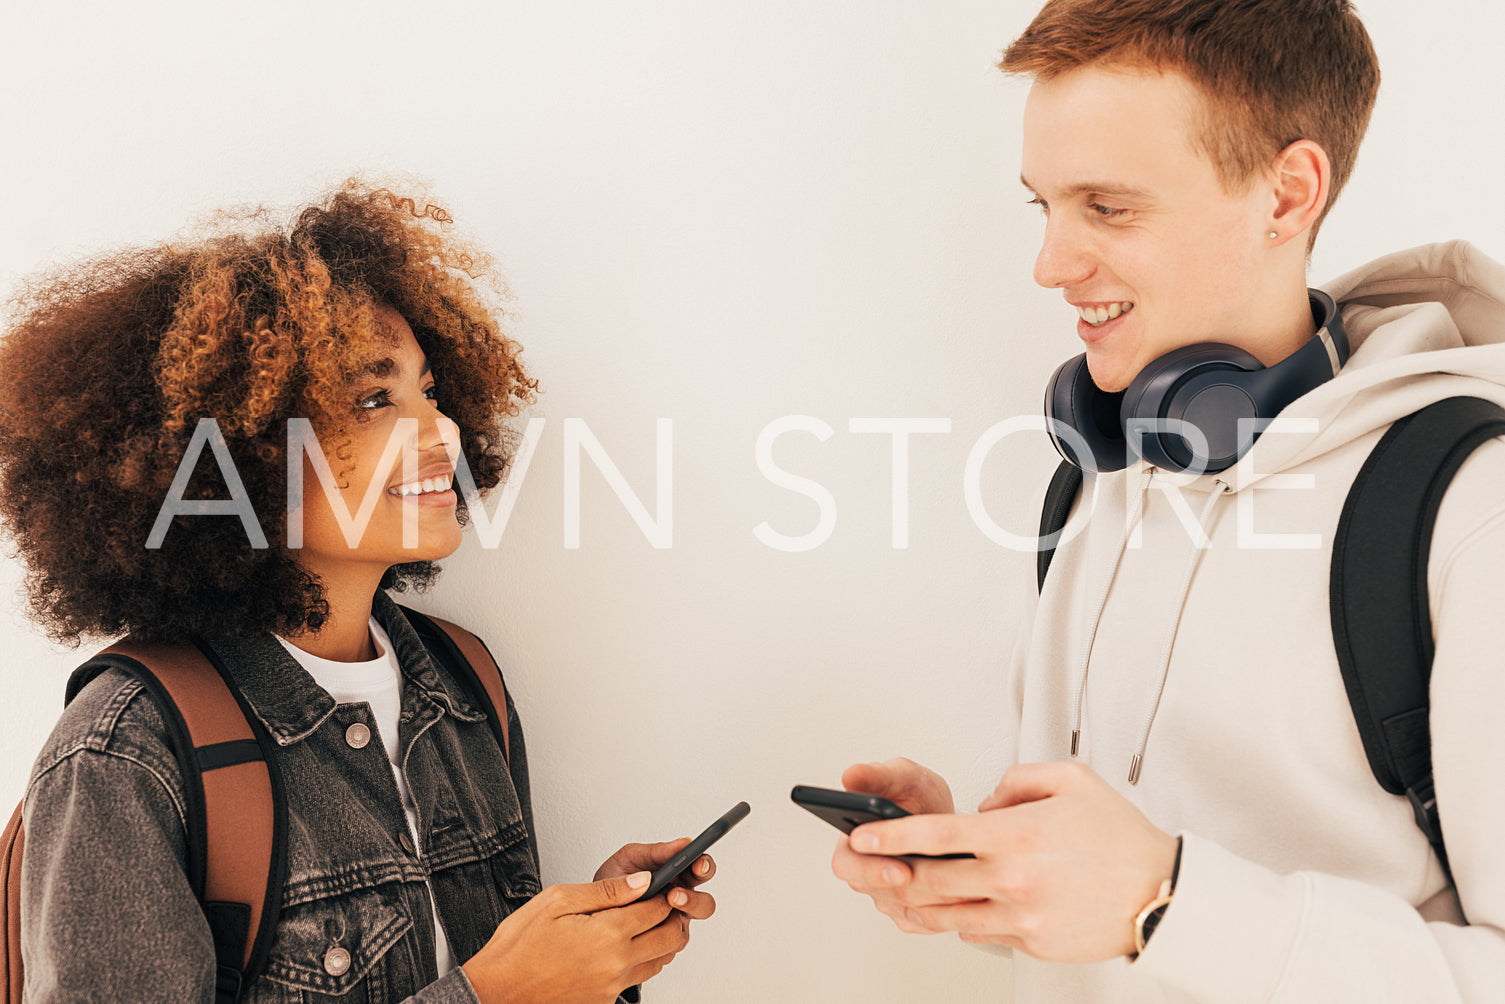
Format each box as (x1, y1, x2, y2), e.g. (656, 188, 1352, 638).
(572, 870, 653, 913)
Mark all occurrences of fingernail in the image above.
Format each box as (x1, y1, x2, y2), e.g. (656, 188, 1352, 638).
(627, 871, 651, 889)
(851, 833, 878, 853)
(906, 908, 922, 926)
(670, 889, 687, 906)
(882, 865, 903, 885)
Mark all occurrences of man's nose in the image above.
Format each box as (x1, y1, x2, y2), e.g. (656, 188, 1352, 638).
(1032, 218, 1095, 289)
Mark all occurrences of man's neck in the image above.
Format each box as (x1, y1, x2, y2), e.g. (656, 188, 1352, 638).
(1248, 277, 1321, 369)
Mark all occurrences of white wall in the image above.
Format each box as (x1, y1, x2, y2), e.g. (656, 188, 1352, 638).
(2, 2, 1502, 1001)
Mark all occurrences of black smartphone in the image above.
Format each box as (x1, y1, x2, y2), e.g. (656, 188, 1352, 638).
(790, 785, 974, 860)
(636, 801, 750, 902)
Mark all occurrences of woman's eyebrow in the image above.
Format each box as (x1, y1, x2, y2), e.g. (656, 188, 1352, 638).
(363, 356, 432, 379)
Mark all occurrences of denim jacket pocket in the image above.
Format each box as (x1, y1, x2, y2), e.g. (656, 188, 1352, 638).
(259, 884, 413, 1003)
(487, 823, 543, 913)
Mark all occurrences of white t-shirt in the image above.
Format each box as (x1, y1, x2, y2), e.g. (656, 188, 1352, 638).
(275, 618, 454, 977)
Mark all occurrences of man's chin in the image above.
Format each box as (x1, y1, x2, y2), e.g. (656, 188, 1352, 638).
(1083, 355, 1133, 395)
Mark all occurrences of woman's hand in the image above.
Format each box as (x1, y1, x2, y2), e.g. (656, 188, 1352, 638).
(594, 838, 718, 920)
(461, 871, 688, 1004)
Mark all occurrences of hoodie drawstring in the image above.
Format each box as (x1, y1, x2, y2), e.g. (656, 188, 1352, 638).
(1068, 471, 1233, 784)
(1127, 478, 1232, 783)
(1070, 467, 1156, 758)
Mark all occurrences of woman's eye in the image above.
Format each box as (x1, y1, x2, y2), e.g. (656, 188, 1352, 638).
(356, 385, 437, 412)
(1026, 196, 1049, 215)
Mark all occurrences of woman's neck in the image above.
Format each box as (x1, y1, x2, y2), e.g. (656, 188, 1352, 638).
(283, 565, 383, 663)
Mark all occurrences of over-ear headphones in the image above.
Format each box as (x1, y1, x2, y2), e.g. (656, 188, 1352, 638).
(1044, 289, 1348, 474)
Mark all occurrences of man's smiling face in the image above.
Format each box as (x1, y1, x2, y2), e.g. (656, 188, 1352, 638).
(1021, 63, 1273, 393)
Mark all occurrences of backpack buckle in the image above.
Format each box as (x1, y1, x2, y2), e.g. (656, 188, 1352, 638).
(214, 964, 244, 1003)
(1405, 777, 1440, 844)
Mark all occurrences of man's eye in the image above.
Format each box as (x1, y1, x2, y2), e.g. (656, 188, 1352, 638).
(1090, 202, 1127, 218)
(1027, 196, 1049, 215)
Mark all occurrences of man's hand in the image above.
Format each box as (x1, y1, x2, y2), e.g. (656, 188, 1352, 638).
(841, 758, 957, 816)
(829, 759, 972, 934)
(841, 760, 1178, 962)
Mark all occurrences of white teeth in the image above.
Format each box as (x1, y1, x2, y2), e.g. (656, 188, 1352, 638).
(389, 474, 453, 496)
(1076, 301, 1134, 327)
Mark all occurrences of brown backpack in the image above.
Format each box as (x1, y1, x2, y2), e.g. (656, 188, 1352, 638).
(1, 606, 507, 1004)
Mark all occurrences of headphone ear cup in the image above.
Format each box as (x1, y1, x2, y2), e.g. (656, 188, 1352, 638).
(1121, 343, 1263, 473)
(1045, 354, 1129, 472)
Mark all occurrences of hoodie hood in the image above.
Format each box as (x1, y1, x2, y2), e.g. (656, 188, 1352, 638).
(1205, 240, 1505, 491)
(1036, 240, 1505, 792)
(1008, 239, 1505, 1004)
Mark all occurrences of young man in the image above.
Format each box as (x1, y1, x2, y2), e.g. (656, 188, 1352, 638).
(831, 1, 1505, 1000)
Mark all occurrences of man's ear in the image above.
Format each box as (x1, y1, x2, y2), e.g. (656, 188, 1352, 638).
(1268, 139, 1330, 240)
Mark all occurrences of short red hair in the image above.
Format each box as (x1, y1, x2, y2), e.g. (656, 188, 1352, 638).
(1001, 0, 1380, 243)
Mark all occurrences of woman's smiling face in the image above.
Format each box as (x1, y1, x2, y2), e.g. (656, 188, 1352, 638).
(293, 305, 464, 579)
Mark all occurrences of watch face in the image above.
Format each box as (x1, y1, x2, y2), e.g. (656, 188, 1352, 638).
(1141, 903, 1168, 943)
(1134, 888, 1174, 957)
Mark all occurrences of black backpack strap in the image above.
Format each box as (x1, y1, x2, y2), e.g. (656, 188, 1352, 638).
(1331, 396, 1505, 881)
(66, 640, 285, 1004)
(1038, 460, 1084, 592)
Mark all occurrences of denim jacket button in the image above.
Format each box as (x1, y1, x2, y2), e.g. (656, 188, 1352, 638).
(345, 723, 371, 749)
(399, 831, 416, 855)
(323, 946, 352, 977)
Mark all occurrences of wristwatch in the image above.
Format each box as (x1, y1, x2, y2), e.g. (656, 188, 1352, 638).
(1130, 834, 1183, 958)
(1132, 878, 1174, 956)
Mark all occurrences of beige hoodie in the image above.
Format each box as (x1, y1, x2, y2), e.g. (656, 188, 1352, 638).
(1007, 241, 1505, 1002)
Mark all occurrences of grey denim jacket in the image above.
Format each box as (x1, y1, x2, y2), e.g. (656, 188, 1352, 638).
(21, 592, 543, 1003)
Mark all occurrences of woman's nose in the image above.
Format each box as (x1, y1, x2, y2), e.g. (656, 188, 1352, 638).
(412, 409, 461, 459)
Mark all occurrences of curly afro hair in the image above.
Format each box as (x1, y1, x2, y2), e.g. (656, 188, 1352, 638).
(0, 180, 536, 645)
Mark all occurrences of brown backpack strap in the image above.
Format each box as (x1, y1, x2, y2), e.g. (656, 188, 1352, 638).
(80, 640, 282, 1002)
(2, 802, 24, 1004)
(404, 610, 510, 761)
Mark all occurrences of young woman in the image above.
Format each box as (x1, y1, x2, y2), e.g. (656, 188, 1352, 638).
(0, 182, 715, 1002)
